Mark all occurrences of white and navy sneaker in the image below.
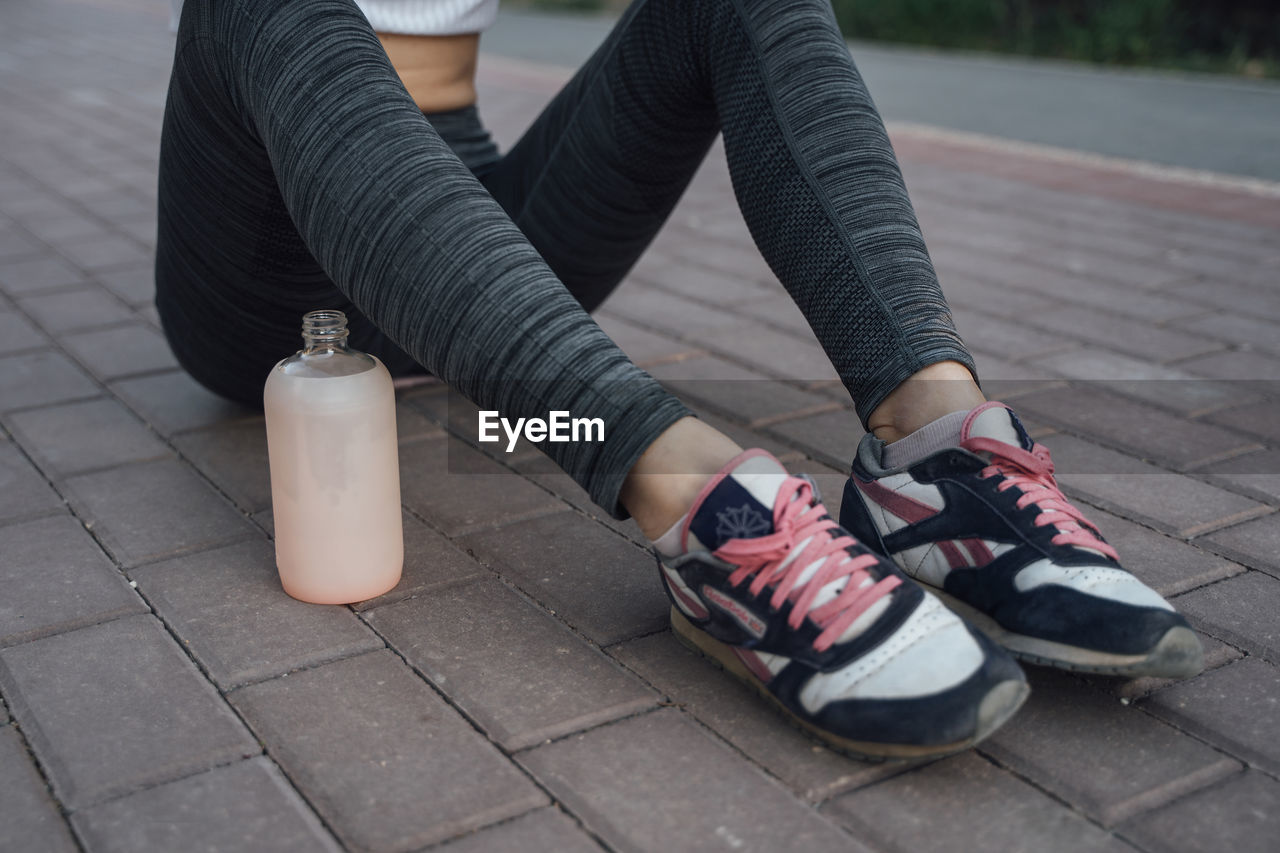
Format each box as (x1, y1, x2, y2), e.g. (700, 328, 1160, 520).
(655, 449, 1028, 760)
(840, 402, 1203, 679)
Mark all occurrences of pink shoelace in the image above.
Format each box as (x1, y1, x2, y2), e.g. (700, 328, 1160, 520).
(962, 437, 1119, 560)
(711, 477, 901, 653)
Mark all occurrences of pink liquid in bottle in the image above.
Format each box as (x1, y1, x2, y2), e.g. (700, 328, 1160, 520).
(264, 310, 403, 604)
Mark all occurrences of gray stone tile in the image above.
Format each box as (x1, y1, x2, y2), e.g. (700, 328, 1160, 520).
(1207, 399, 1280, 444)
(53, 234, 150, 272)
(1200, 513, 1280, 580)
(1144, 657, 1280, 775)
(458, 512, 667, 647)
(0, 350, 99, 413)
(764, 408, 863, 470)
(435, 807, 603, 853)
(824, 752, 1130, 853)
(131, 539, 381, 689)
(229, 651, 547, 852)
(17, 288, 133, 334)
(1174, 572, 1280, 664)
(61, 321, 177, 380)
(399, 437, 566, 537)
(0, 226, 46, 262)
(62, 458, 255, 567)
(1119, 770, 1278, 853)
(699, 321, 841, 384)
(0, 439, 63, 524)
(366, 578, 656, 750)
(172, 419, 272, 513)
(647, 355, 835, 424)
(0, 256, 89, 296)
(0, 615, 258, 808)
(594, 313, 695, 366)
(0, 309, 46, 355)
(111, 370, 258, 435)
(1088, 508, 1246, 597)
(351, 512, 489, 611)
(5, 396, 171, 478)
(981, 668, 1241, 826)
(71, 757, 341, 853)
(1200, 449, 1280, 506)
(612, 632, 903, 803)
(0, 514, 146, 647)
(0, 726, 77, 853)
(1046, 434, 1270, 538)
(519, 708, 862, 852)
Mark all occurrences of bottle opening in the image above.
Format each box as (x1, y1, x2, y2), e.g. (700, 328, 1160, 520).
(302, 309, 350, 349)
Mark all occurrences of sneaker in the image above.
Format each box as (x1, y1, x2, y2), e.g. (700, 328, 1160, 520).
(840, 401, 1203, 679)
(655, 449, 1028, 760)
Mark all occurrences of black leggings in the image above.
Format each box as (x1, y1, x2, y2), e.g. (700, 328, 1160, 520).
(156, 0, 973, 517)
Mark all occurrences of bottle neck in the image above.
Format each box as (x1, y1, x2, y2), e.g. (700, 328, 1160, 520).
(301, 310, 351, 354)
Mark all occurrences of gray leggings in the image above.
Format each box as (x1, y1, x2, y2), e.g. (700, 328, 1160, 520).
(155, 0, 973, 517)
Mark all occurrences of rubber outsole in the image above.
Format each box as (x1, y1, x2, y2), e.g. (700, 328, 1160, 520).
(669, 607, 1028, 762)
(927, 585, 1205, 679)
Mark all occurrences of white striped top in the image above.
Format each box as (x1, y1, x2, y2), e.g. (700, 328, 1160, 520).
(354, 0, 500, 34)
(169, 1, 501, 36)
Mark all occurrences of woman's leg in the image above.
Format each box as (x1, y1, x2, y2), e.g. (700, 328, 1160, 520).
(156, 0, 693, 518)
(474, 0, 980, 434)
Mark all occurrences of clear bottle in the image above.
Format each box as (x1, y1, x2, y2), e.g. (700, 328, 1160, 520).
(264, 310, 403, 604)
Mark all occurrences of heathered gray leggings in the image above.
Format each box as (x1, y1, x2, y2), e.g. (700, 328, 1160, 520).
(155, 0, 973, 517)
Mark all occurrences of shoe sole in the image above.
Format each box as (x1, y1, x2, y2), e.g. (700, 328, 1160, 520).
(669, 606, 1028, 762)
(927, 585, 1204, 679)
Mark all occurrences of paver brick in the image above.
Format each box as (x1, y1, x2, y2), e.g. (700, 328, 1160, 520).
(594, 313, 697, 366)
(823, 752, 1130, 853)
(1145, 657, 1280, 775)
(611, 632, 902, 802)
(0, 514, 146, 647)
(1013, 386, 1261, 470)
(0, 309, 46, 355)
(0, 726, 77, 853)
(981, 668, 1241, 826)
(0, 350, 99, 413)
(458, 511, 667, 646)
(399, 437, 566, 536)
(1118, 771, 1279, 853)
(62, 457, 255, 567)
(0, 225, 46, 262)
(94, 263, 155, 306)
(54, 234, 150, 272)
(17, 287, 134, 334)
(61, 321, 177, 380)
(1111, 631, 1244, 701)
(351, 512, 489, 611)
(131, 539, 382, 689)
(229, 650, 547, 852)
(598, 288, 746, 339)
(0, 614, 257, 808)
(0, 255, 89, 296)
(1173, 572, 1280, 663)
(1026, 304, 1225, 364)
(111, 369, 258, 435)
(5, 396, 171, 478)
(1088, 508, 1245, 597)
(367, 577, 656, 750)
(1176, 348, 1280, 382)
(519, 708, 863, 853)
(435, 807, 604, 853)
(1207, 399, 1280, 445)
(647, 355, 836, 424)
(1200, 449, 1280, 506)
(71, 757, 341, 853)
(172, 419, 272, 513)
(699, 321, 841, 383)
(763, 407, 862, 470)
(1045, 433, 1270, 538)
(0, 439, 63, 525)
(1200, 512, 1280, 579)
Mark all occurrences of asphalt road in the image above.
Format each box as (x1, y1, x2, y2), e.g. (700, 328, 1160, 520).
(481, 8, 1280, 182)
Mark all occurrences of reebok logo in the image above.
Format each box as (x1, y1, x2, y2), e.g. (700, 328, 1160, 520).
(715, 504, 770, 541)
(702, 585, 767, 639)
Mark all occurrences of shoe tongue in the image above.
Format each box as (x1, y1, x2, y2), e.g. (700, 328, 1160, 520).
(961, 402, 1033, 451)
(686, 451, 789, 552)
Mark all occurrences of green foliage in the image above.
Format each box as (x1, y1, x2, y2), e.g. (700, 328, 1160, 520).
(830, 0, 1279, 77)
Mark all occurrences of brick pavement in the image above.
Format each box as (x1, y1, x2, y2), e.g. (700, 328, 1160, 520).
(1, 0, 1278, 850)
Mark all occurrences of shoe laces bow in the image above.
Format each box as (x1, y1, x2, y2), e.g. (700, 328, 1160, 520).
(711, 477, 901, 652)
(962, 437, 1118, 560)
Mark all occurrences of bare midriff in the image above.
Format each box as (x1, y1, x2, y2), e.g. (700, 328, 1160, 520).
(378, 32, 481, 113)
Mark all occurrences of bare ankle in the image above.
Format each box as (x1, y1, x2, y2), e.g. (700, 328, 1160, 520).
(868, 361, 985, 443)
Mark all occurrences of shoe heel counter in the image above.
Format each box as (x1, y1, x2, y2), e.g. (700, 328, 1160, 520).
(840, 475, 890, 557)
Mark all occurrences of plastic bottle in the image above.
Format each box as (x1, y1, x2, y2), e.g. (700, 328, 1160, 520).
(264, 310, 403, 604)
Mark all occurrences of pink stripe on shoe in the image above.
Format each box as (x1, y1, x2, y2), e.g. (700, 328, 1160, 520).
(855, 478, 939, 524)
